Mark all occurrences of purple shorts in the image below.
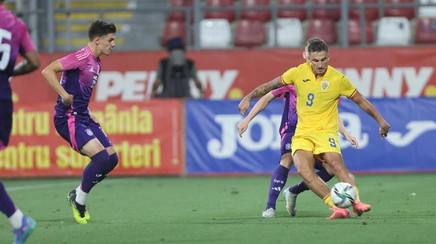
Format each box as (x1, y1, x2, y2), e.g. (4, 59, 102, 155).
(54, 111, 112, 153)
(0, 100, 13, 150)
(280, 130, 294, 155)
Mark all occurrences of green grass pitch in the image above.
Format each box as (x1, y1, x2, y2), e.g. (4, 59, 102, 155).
(1, 173, 435, 244)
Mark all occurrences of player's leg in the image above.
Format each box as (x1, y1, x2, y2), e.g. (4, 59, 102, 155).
(89, 120, 118, 183)
(0, 101, 37, 242)
(284, 161, 334, 216)
(322, 152, 370, 216)
(289, 135, 345, 218)
(262, 132, 294, 218)
(288, 160, 334, 195)
(0, 180, 36, 244)
(262, 153, 293, 218)
(0, 100, 13, 150)
(67, 138, 108, 224)
(293, 150, 350, 219)
(310, 133, 352, 219)
(293, 150, 330, 199)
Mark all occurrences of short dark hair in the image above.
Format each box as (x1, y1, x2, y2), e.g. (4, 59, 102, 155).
(307, 38, 328, 53)
(88, 20, 116, 41)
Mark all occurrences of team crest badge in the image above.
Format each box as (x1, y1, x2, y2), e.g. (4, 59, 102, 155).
(85, 129, 94, 136)
(321, 81, 329, 91)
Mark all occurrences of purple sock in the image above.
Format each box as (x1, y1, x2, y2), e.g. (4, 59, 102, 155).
(266, 164, 289, 210)
(81, 150, 109, 193)
(290, 168, 334, 194)
(0, 180, 16, 217)
(98, 153, 119, 183)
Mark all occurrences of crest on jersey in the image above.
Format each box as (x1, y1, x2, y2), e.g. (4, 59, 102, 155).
(321, 81, 329, 91)
(85, 128, 94, 136)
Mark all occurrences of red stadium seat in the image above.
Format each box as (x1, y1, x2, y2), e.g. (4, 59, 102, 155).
(312, 0, 341, 22)
(234, 19, 266, 47)
(278, 0, 307, 21)
(385, 0, 415, 20)
(348, 19, 374, 45)
(415, 17, 436, 43)
(204, 0, 236, 22)
(168, 0, 193, 22)
(306, 19, 337, 45)
(161, 20, 186, 47)
(349, 0, 379, 22)
(241, 0, 271, 22)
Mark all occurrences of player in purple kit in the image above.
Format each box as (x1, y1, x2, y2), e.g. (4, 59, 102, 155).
(0, 0, 40, 243)
(237, 84, 358, 218)
(42, 20, 117, 224)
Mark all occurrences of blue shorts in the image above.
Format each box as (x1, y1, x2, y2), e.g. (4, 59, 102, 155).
(54, 111, 112, 153)
(0, 100, 13, 150)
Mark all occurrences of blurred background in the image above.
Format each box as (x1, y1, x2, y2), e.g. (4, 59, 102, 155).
(5, 0, 436, 52)
(2, 0, 436, 178)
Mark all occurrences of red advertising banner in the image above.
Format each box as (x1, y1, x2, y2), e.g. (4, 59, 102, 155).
(0, 100, 183, 177)
(10, 46, 436, 102)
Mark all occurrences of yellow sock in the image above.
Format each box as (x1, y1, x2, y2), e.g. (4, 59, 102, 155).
(323, 194, 336, 208)
(353, 186, 361, 201)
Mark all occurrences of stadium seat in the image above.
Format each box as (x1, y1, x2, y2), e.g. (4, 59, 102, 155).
(312, 0, 341, 22)
(168, 0, 193, 22)
(385, 0, 415, 20)
(234, 19, 266, 47)
(415, 17, 436, 43)
(277, 0, 307, 21)
(307, 19, 338, 45)
(241, 0, 271, 22)
(348, 19, 374, 45)
(268, 18, 303, 47)
(376, 17, 411, 46)
(419, 0, 436, 17)
(161, 20, 186, 47)
(204, 0, 236, 22)
(199, 19, 232, 48)
(349, 0, 379, 22)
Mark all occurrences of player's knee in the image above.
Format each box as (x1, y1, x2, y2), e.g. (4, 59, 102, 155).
(279, 160, 292, 169)
(330, 161, 346, 175)
(297, 168, 315, 183)
(107, 153, 119, 172)
(91, 149, 110, 164)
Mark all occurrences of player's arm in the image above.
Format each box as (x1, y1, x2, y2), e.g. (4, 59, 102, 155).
(338, 117, 359, 149)
(151, 62, 163, 98)
(13, 50, 40, 76)
(151, 78, 162, 98)
(191, 63, 205, 98)
(193, 78, 204, 98)
(350, 91, 390, 138)
(238, 76, 283, 115)
(237, 92, 275, 137)
(41, 60, 73, 106)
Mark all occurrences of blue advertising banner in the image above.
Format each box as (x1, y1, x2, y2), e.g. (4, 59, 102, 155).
(185, 98, 436, 174)
(340, 98, 436, 172)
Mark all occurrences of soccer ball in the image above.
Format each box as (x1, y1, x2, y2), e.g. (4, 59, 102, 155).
(330, 182, 357, 208)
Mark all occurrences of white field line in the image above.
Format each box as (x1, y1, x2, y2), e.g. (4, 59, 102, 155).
(5, 177, 144, 192)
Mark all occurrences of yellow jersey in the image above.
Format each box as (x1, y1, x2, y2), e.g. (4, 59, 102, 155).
(280, 62, 357, 132)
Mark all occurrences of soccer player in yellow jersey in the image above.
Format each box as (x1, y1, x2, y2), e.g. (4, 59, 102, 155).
(239, 38, 390, 219)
